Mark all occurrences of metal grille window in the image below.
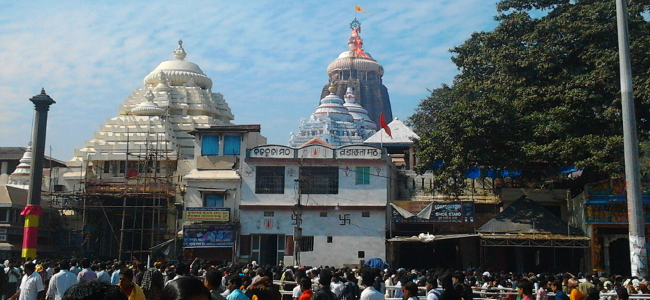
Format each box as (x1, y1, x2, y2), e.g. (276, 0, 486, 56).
(300, 167, 339, 194)
(299, 236, 314, 252)
(255, 166, 285, 194)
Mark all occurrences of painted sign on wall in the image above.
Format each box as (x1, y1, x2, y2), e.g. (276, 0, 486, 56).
(183, 224, 234, 248)
(336, 146, 381, 159)
(249, 145, 295, 158)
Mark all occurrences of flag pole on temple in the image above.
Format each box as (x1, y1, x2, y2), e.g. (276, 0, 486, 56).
(22, 88, 55, 259)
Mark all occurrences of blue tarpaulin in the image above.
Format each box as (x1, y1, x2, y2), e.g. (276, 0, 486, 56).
(364, 258, 390, 269)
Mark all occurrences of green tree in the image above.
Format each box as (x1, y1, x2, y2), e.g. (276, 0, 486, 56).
(410, 0, 650, 195)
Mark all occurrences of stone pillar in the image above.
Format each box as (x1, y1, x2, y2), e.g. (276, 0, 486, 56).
(21, 89, 55, 258)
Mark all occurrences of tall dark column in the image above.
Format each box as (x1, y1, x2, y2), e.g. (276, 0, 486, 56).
(22, 88, 55, 258)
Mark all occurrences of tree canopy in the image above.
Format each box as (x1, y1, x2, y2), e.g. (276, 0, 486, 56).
(409, 0, 650, 196)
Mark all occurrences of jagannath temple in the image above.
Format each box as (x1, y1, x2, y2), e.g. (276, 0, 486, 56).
(289, 19, 389, 147)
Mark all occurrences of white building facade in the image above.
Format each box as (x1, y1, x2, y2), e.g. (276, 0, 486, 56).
(238, 142, 396, 267)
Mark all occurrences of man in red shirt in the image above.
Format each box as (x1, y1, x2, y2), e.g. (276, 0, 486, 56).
(298, 278, 313, 300)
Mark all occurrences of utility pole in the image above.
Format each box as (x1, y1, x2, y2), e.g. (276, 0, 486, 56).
(293, 178, 303, 266)
(22, 88, 55, 258)
(616, 0, 647, 277)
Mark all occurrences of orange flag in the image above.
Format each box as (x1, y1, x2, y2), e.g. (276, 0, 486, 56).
(355, 5, 368, 12)
(380, 113, 392, 137)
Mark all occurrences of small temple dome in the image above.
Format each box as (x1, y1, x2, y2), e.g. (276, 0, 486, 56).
(131, 90, 165, 116)
(312, 88, 354, 123)
(343, 87, 376, 130)
(143, 40, 213, 90)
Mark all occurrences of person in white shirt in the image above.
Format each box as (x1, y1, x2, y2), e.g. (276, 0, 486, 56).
(95, 263, 111, 283)
(426, 278, 441, 300)
(360, 271, 385, 300)
(46, 261, 78, 300)
(8, 263, 43, 300)
(5, 261, 22, 299)
(331, 274, 344, 298)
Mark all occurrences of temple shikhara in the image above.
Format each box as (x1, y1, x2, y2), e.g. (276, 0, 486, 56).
(289, 18, 391, 147)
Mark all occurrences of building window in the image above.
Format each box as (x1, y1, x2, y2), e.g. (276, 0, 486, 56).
(264, 211, 274, 217)
(203, 193, 225, 207)
(320, 212, 327, 217)
(300, 167, 338, 194)
(223, 135, 241, 155)
(255, 167, 285, 194)
(201, 135, 219, 156)
(103, 161, 111, 173)
(362, 211, 370, 217)
(299, 236, 314, 252)
(356, 167, 370, 185)
(327, 236, 333, 243)
(0, 209, 7, 222)
(358, 251, 365, 258)
(240, 235, 251, 256)
(119, 161, 126, 174)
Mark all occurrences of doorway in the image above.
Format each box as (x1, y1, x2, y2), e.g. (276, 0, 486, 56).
(251, 234, 285, 266)
(609, 238, 631, 276)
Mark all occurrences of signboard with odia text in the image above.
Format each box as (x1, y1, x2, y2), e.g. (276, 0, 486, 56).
(336, 146, 381, 159)
(185, 207, 230, 222)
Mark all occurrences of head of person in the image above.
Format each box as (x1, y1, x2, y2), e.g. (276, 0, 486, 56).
(60, 260, 71, 271)
(517, 279, 533, 297)
(440, 273, 454, 290)
(453, 271, 465, 284)
(119, 269, 134, 288)
(24, 262, 36, 275)
(552, 281, 562, 292)
(301, 277, 312, 292)
(227, 276, 243, 292)
(616, 287, 629, 300)
(62, 280, 127, 300)
(175, 263, 188, 276)
(402, 281, 419, 298)
(81, 258, 91, 269)
(319, 271, 333, 289)
(204, 269, 222, 291)
(141, 268, 164, 291)
(161, 276, 211, 300)
(426, 277, 438, 291)
(361, 271, 375, 287)
(99, 263, 106, 271)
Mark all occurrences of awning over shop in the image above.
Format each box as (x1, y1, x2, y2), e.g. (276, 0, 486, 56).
(481, 234, 590, 248)
(388, 233, 480, 243)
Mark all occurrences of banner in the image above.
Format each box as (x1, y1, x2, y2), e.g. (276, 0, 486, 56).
(185, 207, 230, 222)
(392, 201, 474, 223)
(183, 224, 234, 248)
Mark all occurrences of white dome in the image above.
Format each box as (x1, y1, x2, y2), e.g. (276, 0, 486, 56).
(143, 40, 213, 90)
(313, 92, 354, 123)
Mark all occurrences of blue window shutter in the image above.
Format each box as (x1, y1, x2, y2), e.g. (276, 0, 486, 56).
(201, 135, 219, 156)
(223, 135, 241, 155)
(205, 194, 224, 207)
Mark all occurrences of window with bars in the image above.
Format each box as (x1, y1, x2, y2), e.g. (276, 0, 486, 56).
(300, 167, 339, 194)
(298, 236, 314, 252)
(356, 167, 370, 185)
(255, 166, 285, 194)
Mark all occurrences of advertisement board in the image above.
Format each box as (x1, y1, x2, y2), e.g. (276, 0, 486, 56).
(392, 201, 474, 223)
(183, 224, 234, 248)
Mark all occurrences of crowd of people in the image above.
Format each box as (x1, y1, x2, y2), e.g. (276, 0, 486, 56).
(0, 257, 642, 300)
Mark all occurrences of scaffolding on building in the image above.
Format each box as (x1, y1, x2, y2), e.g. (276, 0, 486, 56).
(48, 114, 181, 261)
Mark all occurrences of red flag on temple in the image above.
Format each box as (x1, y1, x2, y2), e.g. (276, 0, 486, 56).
(380, 113, 392, 138)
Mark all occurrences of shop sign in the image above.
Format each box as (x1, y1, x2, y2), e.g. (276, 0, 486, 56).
(183, 224, 234, 248)
(585, 203, 650, 224)
(185, 207, 230, 222)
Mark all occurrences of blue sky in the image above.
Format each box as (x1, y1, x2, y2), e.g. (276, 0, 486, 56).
(0, 1, 499, 160)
